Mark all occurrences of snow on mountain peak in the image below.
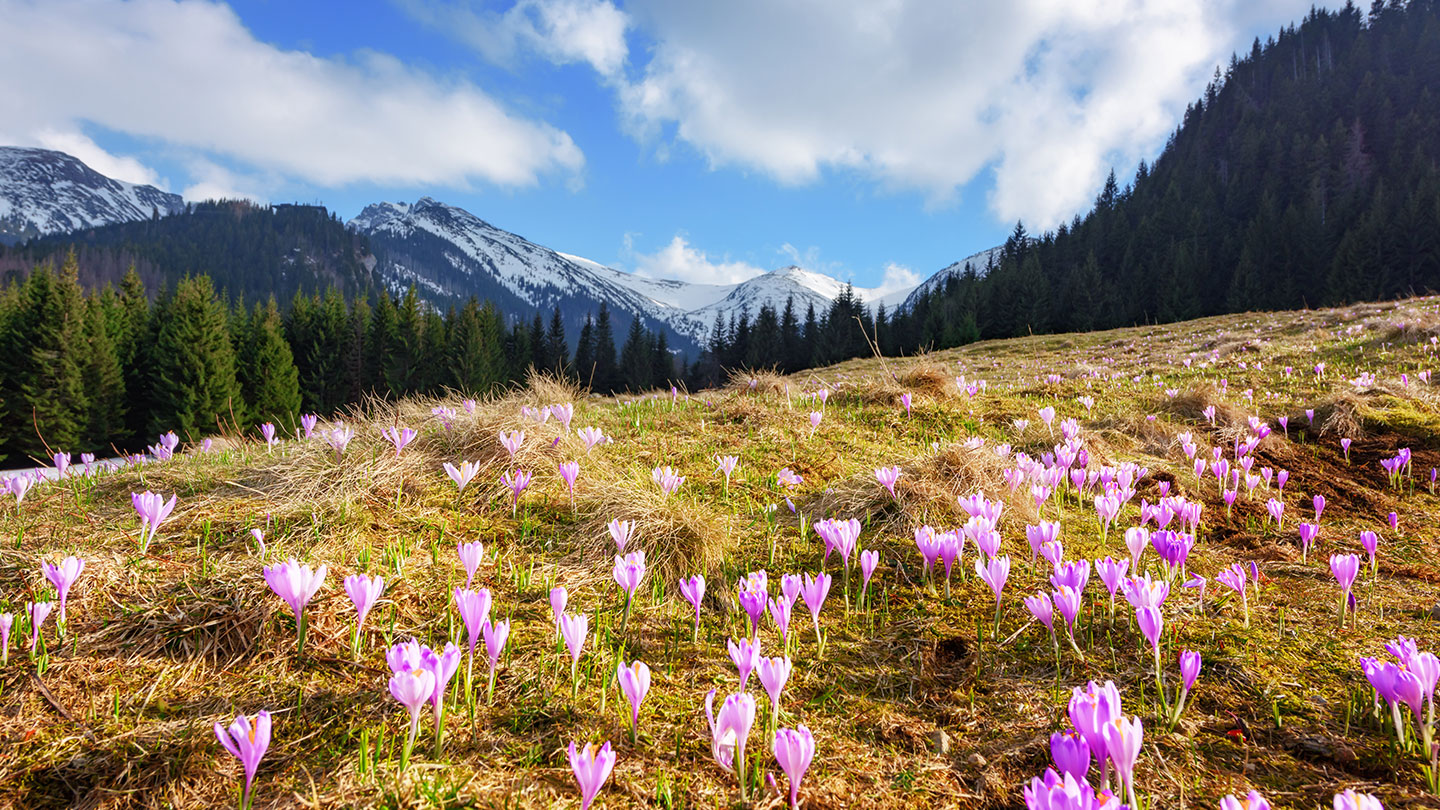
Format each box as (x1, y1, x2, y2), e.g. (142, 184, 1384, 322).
(0, 145, 184, 244)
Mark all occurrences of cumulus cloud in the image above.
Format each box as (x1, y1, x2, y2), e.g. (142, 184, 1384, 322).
(610, 0, 1309, 229)
(870, 263, 923, 299)
(0, 0, 584, 191)
(628, 234, 766, 285)
(402, 0, 630, 78)
(31, 129, 164, 188)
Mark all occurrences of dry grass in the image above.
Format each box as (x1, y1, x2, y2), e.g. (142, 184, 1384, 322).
(6, 298, 1440, 808)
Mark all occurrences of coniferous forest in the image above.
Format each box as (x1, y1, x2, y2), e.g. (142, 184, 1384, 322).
(3, 1, 1440, 458)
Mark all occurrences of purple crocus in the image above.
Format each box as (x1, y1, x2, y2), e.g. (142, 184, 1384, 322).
(1360, 530, 1380, 576)
(1330, 553, 1361, 625)
(728, 636, 762, 688)
(768, 594, 793, 647)
(550, 586, 568, 633)
(1220, 790, 1272, 810)
(26, 601, 52, 653)
(501, 468, 532, 514)
(559, 460, 580, 504)
(1050, 729, 1090, 782)
(0, 613, 11, 665)
(1095, 557, 1128, 617)
(1298, 523, 1320, 563)
(1069, 680, 1122, 785)
(259, 422, 276, 451)
(482, 617, 510, 704)
(1053, 585, 1084, 656)
(343, 573, 385, 655)
(616, 660, 651, 741)
(387, 644, 436, 772)
(131, 490, 178, 553)
(381, 426, 416, 457)
(454, 587, 492, 699)
(1173, 649, 1202, 723)
(214, 711, 271, 810)
(567, 741, 616, 810)
(444, 460, 481, 493)
(52, 451, 70, 478)
(423, 642, 462, 753)
(858, 549, 880, 606)
(758, 654, 792, 730)
(772, 725, 816, 809)
(679, 574, 705, 639)
(262, 558, 327, 655)
(801, 572, 831, 649)
(977, 555, 1010, 635)
(738, 571, 769, 639)
(875, 465, 902, 499)
(705, 690, 757, 800)
(608, 519, 635, 552)
(457, 540, 484, 588)
(612, 551, 646, 632)
(42, 555, 84, 627)
(561, 611, 589, 697)
(1104, 715, 1144, 808)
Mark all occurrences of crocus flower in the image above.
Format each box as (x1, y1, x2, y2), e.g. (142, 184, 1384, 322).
(326, 424, 354, 460)
(559, 460, 580, 503)
(616, 660, 651, 741)
(705, 689, 758, 800)
(26, 601, 52, 653)
(214, 711, 271, 810)
(977, 555, 1010, 635)
(561, 611, 589, 696)
(1215, 563, 1249, 626)
(613, 551, 646, 631)
(578, 426, 606, 452)
(1027, 521, 1060, 563)
(131, 491, 178, 553)
(482, 617, 510, 704)
(457, 540, 484, 588)
(1053, 586, 1084, 656)
(423, 642, 462, 752)
(1070, 681, 1122, 782)
(1331, 553, 1361, 625)
(249, 529, 266, 555)
(344, 573, 385, 655)
(653, 465, 685, 497)
(299, 414, 317, 438)
(498, 430, 525, 459)
(1095, 557, 1128, 617)
(1360, 530, 1380, 576)
(859, 549, 880, 606)
(1025, 592, 1056, 649)
(454, 587, 492, 659)
(262, 558, 327, 655)
(773, 725, 816, 810)
(801, 572, 831, 649)
(875, 466, 902, 499)
(1050, 729, 1090, 782)
(1298, 523, 1320, 563)
(738, 572, 769, 639)
(679, 575, 705, 639)
(502, 468, 532, 514)
(259, 422, 277, 451)
(388, 642, 436, 772)
(608, 519, 636, 552)
(550, 586, 568, 632)
(1104, 716, 1144, 809)
(728, 636, 762, 687)
(52, 451, 70, 478)
(42, 556, 84, 627)
(1220, 790, 1272, 810)
(0, 613, 11, 665)
(1333, 790, 1384, 810)
(768, 594, 793, 647)
(567, 741, 615, 810)
(444, 460, 481, 493)
(1024, 769, 1106, 810)
(1124, 526, 1150, 569)
(381, 426, 416, 457)
(758, 654, 792, 731)
(715, 455, 738, 489)
(551, 402, 575, 431)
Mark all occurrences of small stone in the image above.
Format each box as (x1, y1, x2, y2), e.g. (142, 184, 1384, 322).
(1429, 602, 1440, 621)
(967, 752, 987, 768)
(929, 729, 952, 755)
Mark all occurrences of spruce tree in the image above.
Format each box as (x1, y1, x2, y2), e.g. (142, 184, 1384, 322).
(147, 275, 242, 439)
(239, 297, 301, 429)
(573, 315, 595, 388)
(0, 257, 91, 458)
(82, 293, 127, 448)
(592, 304, 618, 394)
(547, 307, 569, 377)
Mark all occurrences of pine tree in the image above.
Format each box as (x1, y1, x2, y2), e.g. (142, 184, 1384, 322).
(592, 304, 618, 394)
(82, 293, 127, 448)
(0, 257, 91, 458)
(547, 307, 569, 377)
(620, 317, 650, 392)
(239, 297, 301, 429)
(147, 275, 242, 439)
(573, 315, 595, 388)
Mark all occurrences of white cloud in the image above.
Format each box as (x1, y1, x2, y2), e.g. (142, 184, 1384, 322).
(32, 129, 163, 188)
(610, 0, 1311, 229)
(628, 234, 766, 284)
(402, 0, 629, 78)
(179, 158, 267, 203)
(1, 0, 584, 191)
(871, 263, 922, 299)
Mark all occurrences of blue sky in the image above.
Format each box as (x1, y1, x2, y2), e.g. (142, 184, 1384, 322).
(1, 0, 1317, 291)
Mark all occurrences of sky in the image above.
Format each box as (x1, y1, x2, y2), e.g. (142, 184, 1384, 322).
(0, 0, 1319, 292)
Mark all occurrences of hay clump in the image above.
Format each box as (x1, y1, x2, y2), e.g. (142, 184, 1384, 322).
(727, 368, 789, 397)
(895, 363, 952, 398)
(1312, 393, 1365, 440)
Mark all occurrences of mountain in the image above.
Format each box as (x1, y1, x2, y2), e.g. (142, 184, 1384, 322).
(0, 200, 378, 304)
(0, 146, 183, 245)
(351, 197, 925, 351)
(900, 246, 1003, 311)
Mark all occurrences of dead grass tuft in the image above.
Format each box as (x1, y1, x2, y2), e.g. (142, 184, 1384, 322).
(727, 368, 789, 396)
(895, 363, 952, 398)
(1313, 392, 1366, 440)
(573, 468, 735, 585)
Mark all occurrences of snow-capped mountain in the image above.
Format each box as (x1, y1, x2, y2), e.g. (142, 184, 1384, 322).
(351, 197, 929, 351)
(0, 147, 183, 245)
(900, 245, 1004, 310)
